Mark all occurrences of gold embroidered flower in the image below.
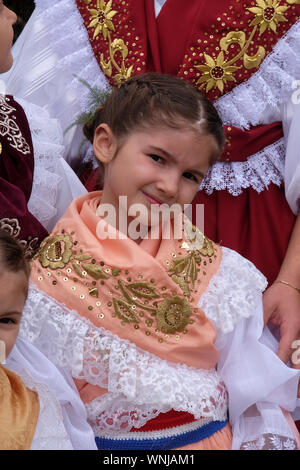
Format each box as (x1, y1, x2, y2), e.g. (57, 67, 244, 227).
(195, 51, 240, 93)
(157, 296, 192, 334)
(88, 0, 117, 40)
(248, 0, 289, 35)
(39, 235, 73, 270)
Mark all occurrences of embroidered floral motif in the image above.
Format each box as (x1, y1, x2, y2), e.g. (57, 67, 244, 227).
(168, 225, 215, 297)
(35, 227, 218, 337)
(88, 0, 117, 39)
(248, 0, 289, 35)
(194, 0, 292, 95)
(196, 51, 240, 93)
(86, 0, 133, 86)
(0, 95, 31, 155)
(38, 235, 73, 269)
(157, 296, 192, 334)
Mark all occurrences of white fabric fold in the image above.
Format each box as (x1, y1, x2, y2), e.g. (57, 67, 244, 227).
(215, 303, 300, 450)
(17, 97, 87, 231)
(6, 337, 97, 450)
(282, 98, 300, 215)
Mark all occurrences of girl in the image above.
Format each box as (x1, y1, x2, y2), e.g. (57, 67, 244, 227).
(0, 228, 97, 449)
(6, 0, 300, 381)
(21, 73, 300, 450)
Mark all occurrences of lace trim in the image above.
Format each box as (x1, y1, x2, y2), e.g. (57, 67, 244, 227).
(199, 247, 267, 334)
(18, 98, 64, 228)
(241, 434, 297, 450)
(200, 138, 285, 195)
(7, 367, 73, 450)
(215, 20, 300, 129)
(35, 0, 110, 114)
(21, 284, 228, 432)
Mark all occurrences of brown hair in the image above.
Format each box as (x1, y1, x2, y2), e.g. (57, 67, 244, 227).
(0, 229, 30, 279)
(83, 73, 225, 163)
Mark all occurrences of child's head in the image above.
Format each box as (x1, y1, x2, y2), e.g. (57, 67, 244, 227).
(0, 1, 17, 74)
(84, 73, 224, 232)
(0, 230, 30, 361)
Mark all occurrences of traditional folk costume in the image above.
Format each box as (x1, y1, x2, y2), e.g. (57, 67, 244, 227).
(4, 0, 300, 284)
(0, 92, 87, 254)
(20, 192, 300, 450)
(0, 95, 48, 256)
(2, 338, 97, 450)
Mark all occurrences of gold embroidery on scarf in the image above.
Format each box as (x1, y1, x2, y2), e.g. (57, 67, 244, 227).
(39, 235, 73, 269)
(157, 296, 192, 334)
(87, 0, 133, 86)
(167, 224, 215, 297)
(195, 0, 290, 93)
(36, 229, 217, 336)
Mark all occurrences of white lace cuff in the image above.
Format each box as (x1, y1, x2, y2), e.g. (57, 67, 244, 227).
(200, 138, 285, 195)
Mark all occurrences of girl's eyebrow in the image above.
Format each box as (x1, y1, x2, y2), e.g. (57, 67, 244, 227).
(0, 311, 22, 317)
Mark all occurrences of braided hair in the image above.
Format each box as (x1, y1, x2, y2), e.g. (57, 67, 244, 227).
(84, 73, 225, 163)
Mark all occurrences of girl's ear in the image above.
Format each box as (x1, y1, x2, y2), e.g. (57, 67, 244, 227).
(93, 124, 117, 164)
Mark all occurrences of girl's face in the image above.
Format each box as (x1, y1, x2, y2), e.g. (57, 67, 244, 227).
(95, 124, 219, 233)
(0, 1, 17, 74)
(0, 269, 27, 360)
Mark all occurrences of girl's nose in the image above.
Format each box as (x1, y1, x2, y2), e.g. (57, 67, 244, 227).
(156, 172, 180, 200)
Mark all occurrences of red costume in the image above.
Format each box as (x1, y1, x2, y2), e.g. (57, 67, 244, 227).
(0, 95, 48, 256)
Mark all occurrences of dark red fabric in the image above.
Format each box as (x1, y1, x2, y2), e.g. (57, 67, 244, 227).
(221, 122, 283, 163)
(0, 96, 48, 255)
(131, 409, 195, 433)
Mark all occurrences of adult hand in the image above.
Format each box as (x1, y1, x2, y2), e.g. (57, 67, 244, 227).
(263, 282, 300, 369)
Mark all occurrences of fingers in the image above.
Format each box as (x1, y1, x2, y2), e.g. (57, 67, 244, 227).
(291, 340, 300, 370)
(277, 334, 299, 365)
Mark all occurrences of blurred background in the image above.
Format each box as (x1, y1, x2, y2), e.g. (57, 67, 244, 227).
(6, 1, 35, 41)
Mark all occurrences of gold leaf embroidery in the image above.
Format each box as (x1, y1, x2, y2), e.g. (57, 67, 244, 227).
(126, 282, 160, 300)
(81, 263, 110, 280)
(113, 298, 139, 323)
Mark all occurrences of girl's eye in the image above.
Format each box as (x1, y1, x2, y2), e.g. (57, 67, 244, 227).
(183, 172, 199, 183)
(0, 318, 16, 325)
(149, 154, 164, 164)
